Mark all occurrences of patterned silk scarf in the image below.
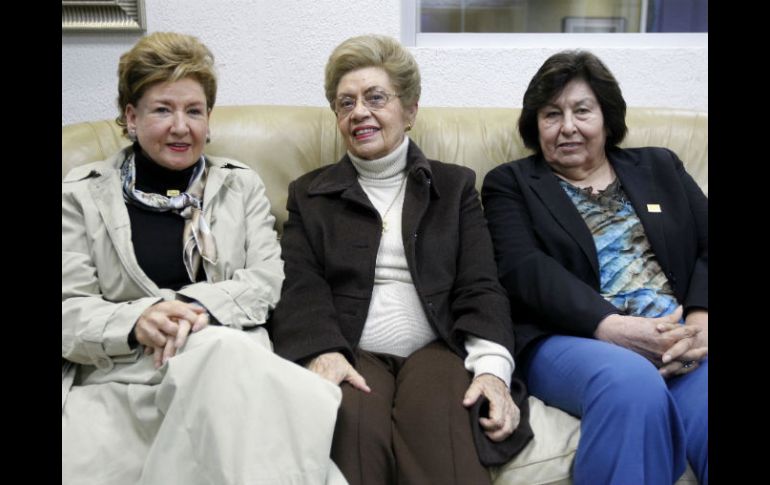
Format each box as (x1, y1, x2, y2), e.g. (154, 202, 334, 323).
(121, 152, 218, 283)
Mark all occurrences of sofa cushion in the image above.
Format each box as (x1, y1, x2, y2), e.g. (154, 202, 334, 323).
(491, 396, 698, 485)
(62, 106, 708, 238)
(62, 106, 707, 484)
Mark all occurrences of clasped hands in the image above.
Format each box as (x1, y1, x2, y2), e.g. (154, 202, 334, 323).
(307, 351, 520, 442)
(595, 306, 708, 378)
(133, 301, 210, 368)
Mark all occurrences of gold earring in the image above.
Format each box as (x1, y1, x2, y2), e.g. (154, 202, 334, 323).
(406, 122, 412, 132)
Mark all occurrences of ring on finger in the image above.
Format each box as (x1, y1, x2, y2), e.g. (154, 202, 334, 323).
(682, 360, 695, 369)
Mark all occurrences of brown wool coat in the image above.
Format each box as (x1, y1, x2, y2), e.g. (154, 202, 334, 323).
(270, 140, 516, 365)
(269, 140, 534, 465)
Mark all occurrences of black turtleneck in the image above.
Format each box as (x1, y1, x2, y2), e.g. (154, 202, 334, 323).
(126, 144, 204, 291)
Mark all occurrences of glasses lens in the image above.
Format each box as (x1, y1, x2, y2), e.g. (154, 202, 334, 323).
(335, 91, 396, 116)
(365, 91, 388, 109)
(336, 97, 354, 114)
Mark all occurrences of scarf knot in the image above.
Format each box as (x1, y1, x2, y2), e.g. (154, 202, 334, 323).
(121, 152, 218, 282)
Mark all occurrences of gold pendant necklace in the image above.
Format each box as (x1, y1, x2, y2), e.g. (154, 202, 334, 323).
(380, 177, 407, 232)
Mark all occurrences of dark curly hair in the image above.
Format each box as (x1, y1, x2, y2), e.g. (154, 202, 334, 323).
(518, 50, 627, 153)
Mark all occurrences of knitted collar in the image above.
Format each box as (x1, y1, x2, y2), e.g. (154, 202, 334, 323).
(348, 136, 409, 180)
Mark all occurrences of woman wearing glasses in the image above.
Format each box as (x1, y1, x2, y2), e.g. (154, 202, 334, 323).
(269, 34, 533, 485)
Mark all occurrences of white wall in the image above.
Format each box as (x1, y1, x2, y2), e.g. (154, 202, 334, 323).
(61, 0, 707, 126)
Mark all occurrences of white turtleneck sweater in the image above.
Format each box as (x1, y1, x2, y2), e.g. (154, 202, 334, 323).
(349, 136, 514, 386)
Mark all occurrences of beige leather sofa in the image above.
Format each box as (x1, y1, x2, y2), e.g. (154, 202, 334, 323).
(62, 106, 706, 485)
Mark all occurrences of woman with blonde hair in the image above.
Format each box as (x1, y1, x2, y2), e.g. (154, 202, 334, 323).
(270, 34, 533, 485)
(62, 32, 345, 485)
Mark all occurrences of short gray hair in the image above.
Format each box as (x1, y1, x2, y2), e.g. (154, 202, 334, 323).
(324, 34, 421, 111)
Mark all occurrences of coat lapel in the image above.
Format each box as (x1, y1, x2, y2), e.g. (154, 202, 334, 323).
(89, 150, 161, 296)
(609, 149, 670, 272)
(306, 140, 440, 218)
(201, 157, 227, 213)
(305, 140, 437, 273)
(199, 158, 234, 283)
(526, 156, 601, 281)
(307, 154, 376, 211)
(401, 141, 437, 250)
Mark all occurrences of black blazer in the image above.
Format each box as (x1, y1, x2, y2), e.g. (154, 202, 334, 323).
(481, 146, 708, 358)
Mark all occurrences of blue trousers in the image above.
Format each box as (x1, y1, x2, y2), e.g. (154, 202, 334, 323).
(522, 335, 708, 485)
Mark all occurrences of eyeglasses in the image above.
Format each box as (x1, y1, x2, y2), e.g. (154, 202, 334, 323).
(334, 89, 400, 117)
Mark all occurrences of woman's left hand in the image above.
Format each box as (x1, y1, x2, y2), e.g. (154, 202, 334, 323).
(144, 305, 210, 368)
(463, 374, 520, 442)
(657, 309, 708, 378)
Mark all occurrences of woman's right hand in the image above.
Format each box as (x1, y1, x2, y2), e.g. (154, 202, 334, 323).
(134, 301, 209, 368)
(307, 352, 371, 392)
(594, 306, 701, 368)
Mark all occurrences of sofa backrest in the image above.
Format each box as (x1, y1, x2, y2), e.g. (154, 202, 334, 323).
(62, 106, 708, 234)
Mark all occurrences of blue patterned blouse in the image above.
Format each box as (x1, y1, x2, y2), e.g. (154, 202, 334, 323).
(558, 177, 678, 318)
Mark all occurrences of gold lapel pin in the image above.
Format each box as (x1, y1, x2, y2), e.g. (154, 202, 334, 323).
(646, 203, 661, 213)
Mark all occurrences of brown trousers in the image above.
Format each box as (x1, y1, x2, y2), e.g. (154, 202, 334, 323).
(331, 341, 492, 485)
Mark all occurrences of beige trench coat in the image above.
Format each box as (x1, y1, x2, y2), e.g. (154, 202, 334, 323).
(61, 147, 284, 404)
(61, 148, 347, 485)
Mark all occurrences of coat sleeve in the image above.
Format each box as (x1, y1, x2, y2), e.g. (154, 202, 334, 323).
(481, 164, 618, 338)
(269, 180, 353, 364)
(62, 183, 157, 367)
(671, 150, 708, 312)
(449, 170, 517, 354)
(177, 169, 284, 329)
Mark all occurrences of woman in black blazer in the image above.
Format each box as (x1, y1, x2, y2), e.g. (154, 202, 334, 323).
(482, 51, 707, 485)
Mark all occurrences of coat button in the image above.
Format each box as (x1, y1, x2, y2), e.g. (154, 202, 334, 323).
(667, 273, 677, 283)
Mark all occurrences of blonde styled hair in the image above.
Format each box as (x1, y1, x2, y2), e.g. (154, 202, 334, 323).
(116, 32, 217, 135)
(324, 34, 421, 111)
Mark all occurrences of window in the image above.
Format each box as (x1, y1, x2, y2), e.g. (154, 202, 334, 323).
(416, 0, 707, 34)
